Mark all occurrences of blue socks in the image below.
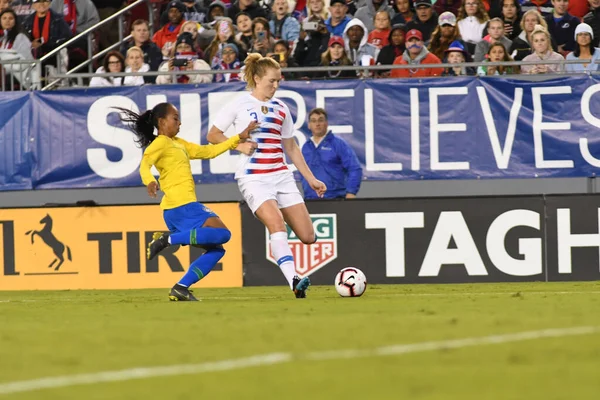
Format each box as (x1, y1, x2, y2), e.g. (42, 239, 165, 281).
(178, 247, 226, 287)
(170, 227, 231, 246)
(173, 227, 231, 288)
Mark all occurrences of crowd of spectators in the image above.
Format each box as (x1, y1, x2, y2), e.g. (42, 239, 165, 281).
(1, 0, 600, 88)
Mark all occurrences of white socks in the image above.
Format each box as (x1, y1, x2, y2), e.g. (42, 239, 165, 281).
(270, 231, 296, 289)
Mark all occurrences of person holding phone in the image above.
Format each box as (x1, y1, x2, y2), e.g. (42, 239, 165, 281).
(293, 15, 331, 76)
(157, 32, 212, 84)
(250, 16, 274, 56)
(267, 39, 299, 79)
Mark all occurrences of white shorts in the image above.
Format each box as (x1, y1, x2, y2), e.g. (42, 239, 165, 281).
(238, 172, 304, 214)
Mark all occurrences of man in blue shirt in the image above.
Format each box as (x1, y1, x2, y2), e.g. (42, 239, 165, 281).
(301, 108, 363, 199)
(545, 0, 580, 53)
(325, 0, 352, 37)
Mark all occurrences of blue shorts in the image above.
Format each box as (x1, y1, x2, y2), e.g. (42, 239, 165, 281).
(163, 202, 218, 233)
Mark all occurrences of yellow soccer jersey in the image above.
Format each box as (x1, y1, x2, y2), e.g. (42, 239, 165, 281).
(140, 134, 240, 209)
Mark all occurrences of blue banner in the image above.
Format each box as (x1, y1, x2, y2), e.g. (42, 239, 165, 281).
(2, 76, 600, 191)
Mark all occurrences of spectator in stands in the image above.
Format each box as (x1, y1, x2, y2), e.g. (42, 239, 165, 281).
(293, 15, 330, 76)
(521, 25, 563, 73)
(477, 41, 518, 74)
(442, 40, 476, 75)
(433, 0, 461, 17)
(270, 0, 301, 42)
(566, 23, 600, 72)
(0, 0, 11, 11)
(355, 0, 395, 32)
(405, 0, 437, 43)
(343, 18, 379, 71)
(50, 0, 98, 71)
(520, 0, 553, 18)
(545, 0, 579, 55)
(501, 0, 521, 41)
(153, 0, 186, 58)
(50, 0, 98, 36)
(301, 108, 362, 199)
(160, 0, 207, 25)
(289, 0, 310, 21)
(457, 0, 489, 54)
(568, 0, 589, 18)
(120, 20, 162, 83)
(376, 23, 405, 73)
(584, 0, 600, 47)
(250, 16, 275, 55)
(345, 0, 358, 15)
(474, 17, 512, 61)
(235, 12, 253, 51)
(318, 35, 355, 78)
(205, 19, 242, 62)
(269, 39, 299, 79)
(181, 20, 206, 58)
(157, 32, 212, 84)
(91, 0, 123, 51)
(428, 11, 466, 61)
(212, 42, 241, 82)
(308, 0, 330, 20)
(195, 1, 226, 49)
(326, 0, 351, 37)
(0, 8, 35, 87)
(23, 0, 71, 65)
(124, 46, 149, 86)
(390, 28, 443, 77)
(510, 9, 552, 60)
(0, 8, 31, 58)
(228, 0, 268, 21)
(207, 0, 226, 22)
(89, 50, 124, 86)
(391, 0, 414, 24)
(481, 0, 504, 18)
(368, 10, 392, 48)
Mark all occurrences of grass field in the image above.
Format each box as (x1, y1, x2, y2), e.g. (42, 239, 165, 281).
(1, 282, 600, 399)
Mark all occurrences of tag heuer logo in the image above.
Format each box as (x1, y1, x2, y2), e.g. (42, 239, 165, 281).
(266, 214, 337, 278)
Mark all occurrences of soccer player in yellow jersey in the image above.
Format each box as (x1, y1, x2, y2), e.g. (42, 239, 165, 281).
(117, 102, 258, 301)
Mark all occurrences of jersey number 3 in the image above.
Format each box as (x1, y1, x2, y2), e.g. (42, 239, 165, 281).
(250, 112, 258, 121)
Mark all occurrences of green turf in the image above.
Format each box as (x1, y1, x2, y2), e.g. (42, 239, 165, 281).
(1, 282, 600, 399)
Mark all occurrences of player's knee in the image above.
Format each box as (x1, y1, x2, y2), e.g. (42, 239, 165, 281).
(299, 231, 316, 245)
(217, 228, 232, 244)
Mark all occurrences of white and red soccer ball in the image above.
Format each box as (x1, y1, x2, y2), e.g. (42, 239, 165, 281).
(334, 267, 367, 297)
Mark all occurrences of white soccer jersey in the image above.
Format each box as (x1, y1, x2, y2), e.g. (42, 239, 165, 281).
(213, 93, 294, 179)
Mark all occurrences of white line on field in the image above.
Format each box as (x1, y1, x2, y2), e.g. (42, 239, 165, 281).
(0, 326, 598, 396)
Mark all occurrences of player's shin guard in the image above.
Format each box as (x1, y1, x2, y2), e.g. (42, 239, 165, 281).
(170, 227, 231, 246)
(178, 247, 226, 287)
(270, 231, 296, 289)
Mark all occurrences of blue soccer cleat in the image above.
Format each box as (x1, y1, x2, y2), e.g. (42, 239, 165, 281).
(292, 275, 310, 299)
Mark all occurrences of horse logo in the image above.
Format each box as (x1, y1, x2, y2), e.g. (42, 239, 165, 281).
(25, 214, 72, 271)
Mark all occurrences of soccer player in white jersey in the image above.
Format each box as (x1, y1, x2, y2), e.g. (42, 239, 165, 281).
(208, 53, 327, 299)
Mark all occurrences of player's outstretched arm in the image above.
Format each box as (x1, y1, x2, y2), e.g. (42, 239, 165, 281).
(181, 136, 240, 160)
(208, 122, 259, 155)
(283, 137, 327, 198)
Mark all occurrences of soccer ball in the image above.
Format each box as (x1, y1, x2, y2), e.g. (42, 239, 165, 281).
(334, 267, 367, 297)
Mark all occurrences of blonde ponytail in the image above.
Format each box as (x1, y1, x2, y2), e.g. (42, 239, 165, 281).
(243, 53, 280, 89)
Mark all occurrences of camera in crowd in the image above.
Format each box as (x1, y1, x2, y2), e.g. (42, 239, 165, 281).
(302, 21, 318, 32)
